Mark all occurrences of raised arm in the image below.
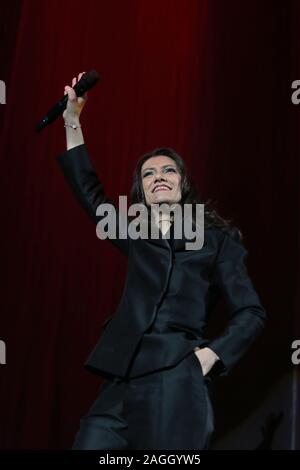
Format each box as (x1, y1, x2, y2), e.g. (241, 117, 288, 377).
(56, 72, 129, 256)
(63, 72, 86, 151)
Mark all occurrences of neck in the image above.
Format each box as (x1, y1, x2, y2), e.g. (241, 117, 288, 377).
(150, 204, 176, 224)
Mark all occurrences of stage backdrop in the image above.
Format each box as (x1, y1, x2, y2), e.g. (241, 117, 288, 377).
(0, 0, 299, 449)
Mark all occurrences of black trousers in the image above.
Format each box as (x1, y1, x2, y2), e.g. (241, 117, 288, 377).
(72, 349, 214, 450)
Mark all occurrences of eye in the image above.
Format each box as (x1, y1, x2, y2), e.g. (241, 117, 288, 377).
(142, 170, 153, 178)
(164, 167, 176, 173)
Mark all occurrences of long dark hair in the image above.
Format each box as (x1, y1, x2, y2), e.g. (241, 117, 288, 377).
(130, 147, 243, 239)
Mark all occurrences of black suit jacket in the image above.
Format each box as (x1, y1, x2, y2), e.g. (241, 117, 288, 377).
(56, 144, 266, 379)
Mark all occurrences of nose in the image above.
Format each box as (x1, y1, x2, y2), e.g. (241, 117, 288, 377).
(154, 172, 166, 182)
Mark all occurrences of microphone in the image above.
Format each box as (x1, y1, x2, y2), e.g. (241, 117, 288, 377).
(35, 70, 100, 133)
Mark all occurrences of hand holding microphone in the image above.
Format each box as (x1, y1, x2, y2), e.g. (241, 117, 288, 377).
(63, 72, 88, 127)
(35, 69, 99, 132)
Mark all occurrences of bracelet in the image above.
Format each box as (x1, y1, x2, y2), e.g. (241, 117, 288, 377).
(64, 122, 81, 129)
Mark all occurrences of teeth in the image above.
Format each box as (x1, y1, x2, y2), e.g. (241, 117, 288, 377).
(154, 186, 170, 192)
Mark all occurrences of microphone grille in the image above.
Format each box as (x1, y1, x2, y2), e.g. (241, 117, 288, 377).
(81, 70, 100, 87)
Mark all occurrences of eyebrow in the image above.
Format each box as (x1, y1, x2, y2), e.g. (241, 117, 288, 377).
(142, 164, 177, 173)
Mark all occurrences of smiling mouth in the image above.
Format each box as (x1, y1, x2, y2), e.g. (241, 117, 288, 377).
(152, 185, 172, 193)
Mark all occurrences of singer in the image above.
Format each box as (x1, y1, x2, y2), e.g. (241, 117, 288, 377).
(56, 72, 266, 450)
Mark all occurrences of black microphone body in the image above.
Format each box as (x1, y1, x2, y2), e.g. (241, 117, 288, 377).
(36, 70, 100, 133)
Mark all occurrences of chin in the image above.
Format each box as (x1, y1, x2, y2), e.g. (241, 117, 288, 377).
(153, 198, 173, 205)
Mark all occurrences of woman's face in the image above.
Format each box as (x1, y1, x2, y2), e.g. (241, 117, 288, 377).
(141, 155, 182, 206)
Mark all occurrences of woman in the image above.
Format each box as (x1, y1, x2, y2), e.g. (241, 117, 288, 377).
(57, 72, 266, 450)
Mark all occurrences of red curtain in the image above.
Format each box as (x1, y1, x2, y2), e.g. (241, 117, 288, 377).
(0, 0, 299, 449)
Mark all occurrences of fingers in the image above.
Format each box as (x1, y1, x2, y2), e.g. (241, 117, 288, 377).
(64, 71, 87, 100)
(64, 85, 76, 101)
(71, 71, 86, 86)
(64, 71, 86, 90)
(78, 71, 86, 81)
